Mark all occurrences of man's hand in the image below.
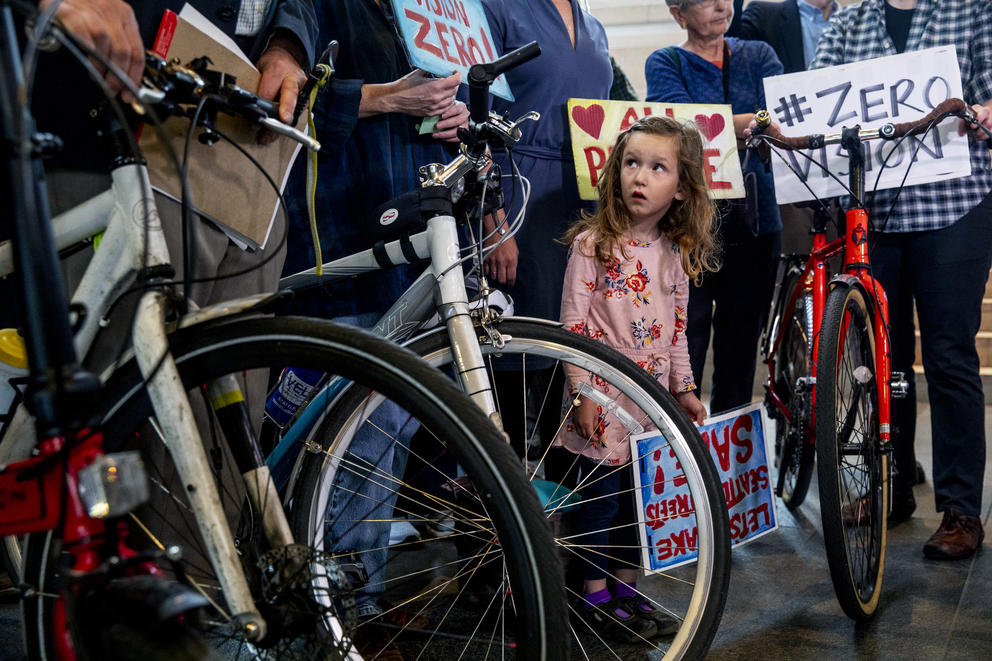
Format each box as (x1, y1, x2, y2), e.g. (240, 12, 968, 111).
(959, 101, 992, 142)
(484, 234, 518, 286)
(360, 70, 461, 118)
(432, 100, 469, 142)
(41, 0, 144, 99)
(255, 38, 308, 144)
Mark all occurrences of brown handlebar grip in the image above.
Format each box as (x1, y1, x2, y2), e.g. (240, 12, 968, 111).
(754, 97, 969, 149)
(889, 97, 968, 137)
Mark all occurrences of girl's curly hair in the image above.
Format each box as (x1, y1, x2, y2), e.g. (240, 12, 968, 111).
(563, 116, 720, 283)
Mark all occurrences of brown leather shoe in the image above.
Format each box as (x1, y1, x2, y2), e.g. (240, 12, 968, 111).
(923, 508, 984, 561)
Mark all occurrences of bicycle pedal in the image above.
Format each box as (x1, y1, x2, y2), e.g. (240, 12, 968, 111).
(890, 371, 910, 399)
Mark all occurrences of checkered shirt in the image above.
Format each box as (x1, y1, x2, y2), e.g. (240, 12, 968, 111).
(811, 0, 992, 233)
(236, 0, 273, 37)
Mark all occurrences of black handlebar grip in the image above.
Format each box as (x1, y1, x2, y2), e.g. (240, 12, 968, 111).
(482, 41, 541, 79)
(467, 41, 542, 124)
(256, 96, 278, 119)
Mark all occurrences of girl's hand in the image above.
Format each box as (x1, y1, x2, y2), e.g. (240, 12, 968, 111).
(573, 396, 603, 443)
(676, 391, 706, 425)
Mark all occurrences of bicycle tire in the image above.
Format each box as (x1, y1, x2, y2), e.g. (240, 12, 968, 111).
(815, 284, 888, 621)
(768, 263, 815, 509)
(22, 316, 565, 660)
(292, 318, 730, 660)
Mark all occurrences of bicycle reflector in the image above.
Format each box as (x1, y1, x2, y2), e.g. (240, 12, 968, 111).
(77, 452, 150, 519)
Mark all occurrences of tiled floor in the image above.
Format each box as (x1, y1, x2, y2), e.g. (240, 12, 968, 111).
(2, 403, 989, 660)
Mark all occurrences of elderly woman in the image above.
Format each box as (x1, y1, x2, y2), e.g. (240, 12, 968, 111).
(645, 0, 783, 414)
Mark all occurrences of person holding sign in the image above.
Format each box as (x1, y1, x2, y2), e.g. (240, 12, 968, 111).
(811, 0, 992, 561)
(645, 0, 784, 416)
(556, 116, 717, 642)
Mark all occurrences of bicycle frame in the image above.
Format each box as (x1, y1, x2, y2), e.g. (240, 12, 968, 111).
(0, 158, 278, 639)
(280, 194, 504, 420)
(764, 134, 896, 457)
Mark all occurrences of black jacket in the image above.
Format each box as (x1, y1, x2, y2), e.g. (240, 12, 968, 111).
(729, 0, 806, 75)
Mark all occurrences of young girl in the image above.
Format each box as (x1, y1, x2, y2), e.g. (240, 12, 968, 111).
(555, 116, 718, 642)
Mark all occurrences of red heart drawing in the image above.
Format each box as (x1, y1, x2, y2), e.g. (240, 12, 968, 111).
(572, 104, 605, 140)
(694, 113, 725, 141)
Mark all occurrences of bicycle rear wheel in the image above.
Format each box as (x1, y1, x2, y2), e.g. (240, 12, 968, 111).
(23, 316, 565, 660)
(292, 318, 730, 660)
(815, 284, 888, 621)
(767, 262, 815, 509)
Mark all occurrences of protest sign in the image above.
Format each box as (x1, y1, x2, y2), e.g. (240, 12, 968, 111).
(567, 99, 744, 201)
(631, 403, 776, 573)
(390, 0, 513, 101)
(762, 47, 969, 204)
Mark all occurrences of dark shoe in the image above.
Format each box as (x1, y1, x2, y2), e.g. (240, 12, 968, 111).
(618, 595, 679, 638)
(923, 508, 984, 561)
(841, 490, 915, 527)
(578, 597, 657, 643)
(914, 460, 926, 485)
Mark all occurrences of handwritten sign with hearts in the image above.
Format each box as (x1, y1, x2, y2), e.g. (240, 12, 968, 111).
(567, 98, 744, 201)
(571, 103, 605, 140)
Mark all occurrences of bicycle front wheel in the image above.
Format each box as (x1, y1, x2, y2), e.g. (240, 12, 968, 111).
(293, 318, 730, 660)
(815, 284, 888, 621)
(23, 316, 565, 660)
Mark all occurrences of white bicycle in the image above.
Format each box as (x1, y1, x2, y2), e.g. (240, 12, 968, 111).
(2, 13, 565, 659)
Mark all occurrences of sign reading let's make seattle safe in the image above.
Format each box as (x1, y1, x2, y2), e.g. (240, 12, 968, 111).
(762, 47, 971, 204)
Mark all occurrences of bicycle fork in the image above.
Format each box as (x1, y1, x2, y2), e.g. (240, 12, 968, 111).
(427, 216, 502, 429)
(132, 290, 267, 640)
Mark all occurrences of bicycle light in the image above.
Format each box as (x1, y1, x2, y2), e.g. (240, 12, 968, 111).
(77, 452, 150, 519)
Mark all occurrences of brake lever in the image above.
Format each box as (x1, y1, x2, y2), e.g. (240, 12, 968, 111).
(258, 117, 321, 152)
(292, 40, 339, 125)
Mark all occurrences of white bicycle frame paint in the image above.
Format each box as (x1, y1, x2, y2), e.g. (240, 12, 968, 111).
(0, 163, 275, 637)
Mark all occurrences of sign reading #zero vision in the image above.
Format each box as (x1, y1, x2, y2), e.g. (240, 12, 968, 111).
(567, 99, 745, 201)
(390, 0, 514, 101)
(762, 47, 970, 204)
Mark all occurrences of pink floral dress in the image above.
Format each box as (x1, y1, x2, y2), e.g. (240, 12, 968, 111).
(554, 231, 696, 465)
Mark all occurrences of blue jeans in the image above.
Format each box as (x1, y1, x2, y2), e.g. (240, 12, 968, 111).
(323, 313, 415, 615)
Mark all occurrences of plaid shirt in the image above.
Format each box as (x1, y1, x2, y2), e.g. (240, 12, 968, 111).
(811, 0, 992, 233)
(236, 0, 273, 36)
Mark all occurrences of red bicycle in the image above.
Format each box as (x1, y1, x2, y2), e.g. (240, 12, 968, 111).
(752, 97, 987, 620)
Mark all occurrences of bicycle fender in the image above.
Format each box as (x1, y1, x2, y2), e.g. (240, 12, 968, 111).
(828, 273, 863, 294)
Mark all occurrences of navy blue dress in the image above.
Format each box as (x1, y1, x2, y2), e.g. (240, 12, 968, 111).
(481, 0, 613, 321)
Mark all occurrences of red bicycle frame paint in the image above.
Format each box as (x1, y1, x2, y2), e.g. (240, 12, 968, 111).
(764, 206, 894, 450)
(0, 431, 141, 661)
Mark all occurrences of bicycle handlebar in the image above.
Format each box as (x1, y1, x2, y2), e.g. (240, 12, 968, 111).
(751, 97, 972, 150)
(467, 41, 541, 125)
(138, 52, 320, 151)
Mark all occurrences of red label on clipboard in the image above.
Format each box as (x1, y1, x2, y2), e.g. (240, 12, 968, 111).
(152, 9, 178, 56)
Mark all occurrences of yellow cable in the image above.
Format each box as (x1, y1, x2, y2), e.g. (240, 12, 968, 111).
(307, 64, 332, 275)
